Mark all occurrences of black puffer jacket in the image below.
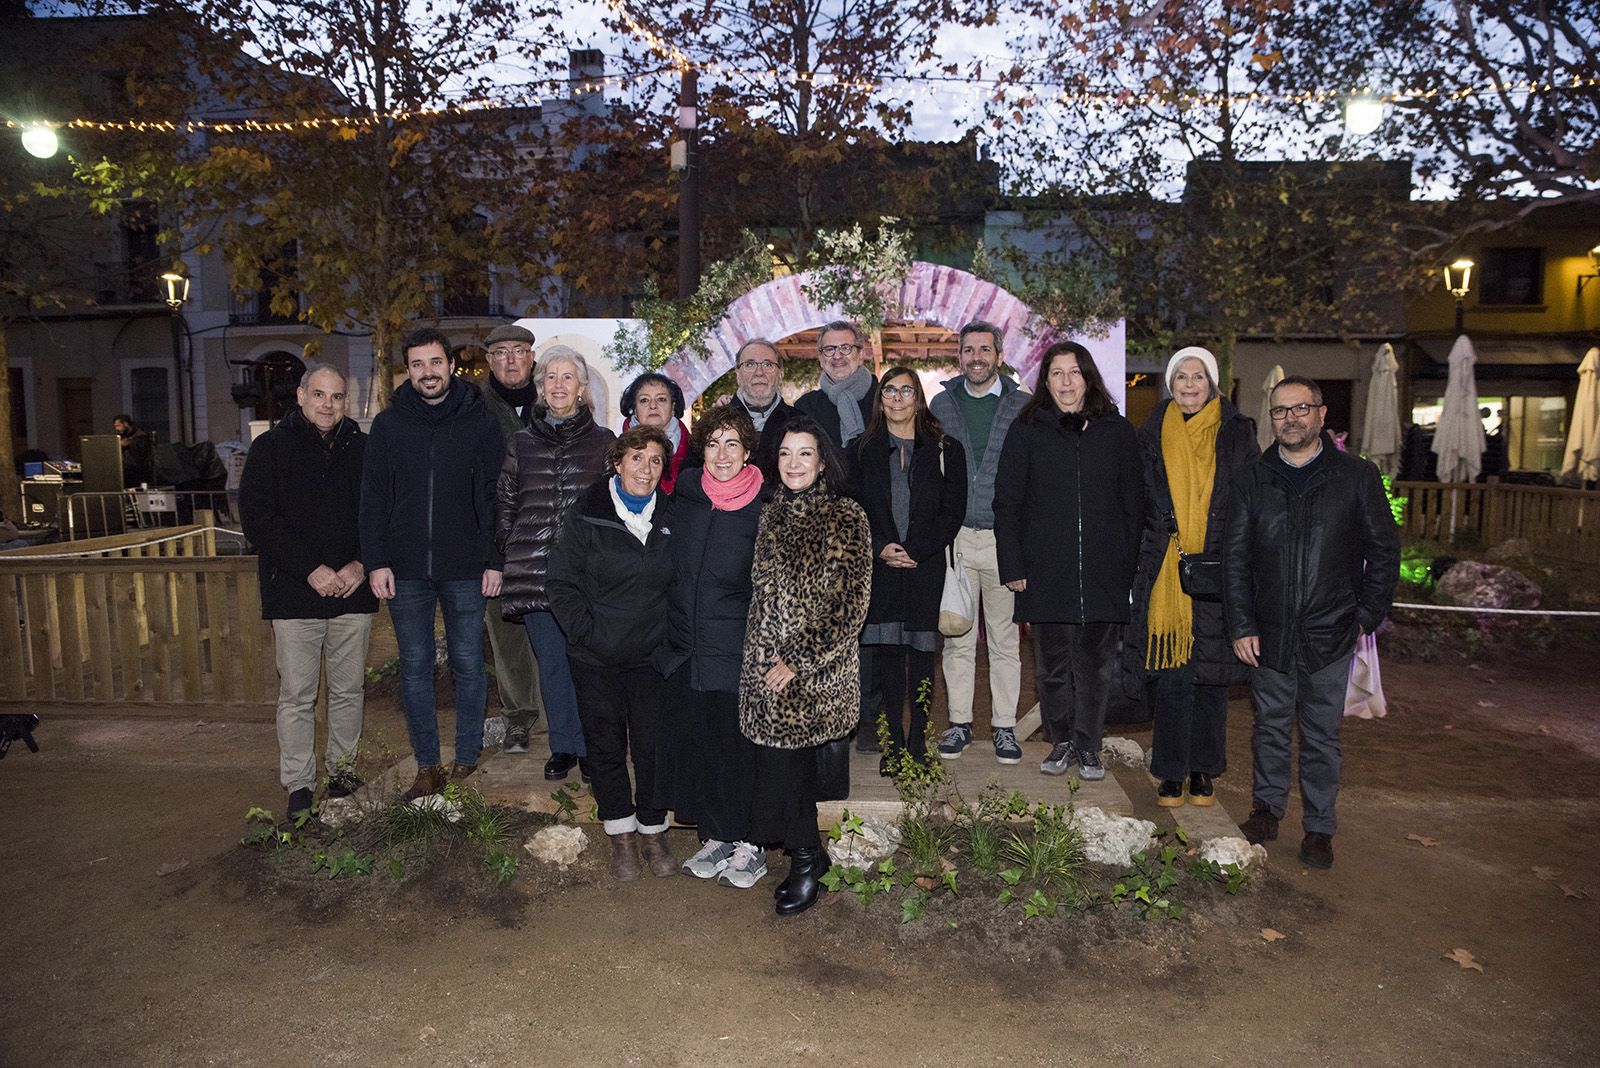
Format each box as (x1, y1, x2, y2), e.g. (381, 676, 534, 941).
(241, 409, 379, 620)
(993, 407, 1144, 624)
(1222, 433, 1401, 674)
(547, 476, 673, 669)
(852, 427, 967, 631)
(495, 406, 615, 618)
(1122, 398, 1260, 692)
(653, 466, 768, 693)
(359, 378, 504, 581)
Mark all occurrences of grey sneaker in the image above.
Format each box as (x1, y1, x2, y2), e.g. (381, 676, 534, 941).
(717, 842, 768, 889)
(682, 839, 736, 879)
(992, 727, 1022, 765)
(504, 725, 530, 753)
(937, 723, 973, 759)
(1077, 748, 1106, 781)
(1040, 742, 1075, 776)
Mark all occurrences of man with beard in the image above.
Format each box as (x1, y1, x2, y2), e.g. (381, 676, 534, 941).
(1223, 376, 1399, 870)
(477, 325, 543, 755)
(793, 320, 877, 464)
(361, 327, 506, 801)
(929, 321, 1031, 765)
(725, 338, 794, 477)
(241, 365, 378, 821)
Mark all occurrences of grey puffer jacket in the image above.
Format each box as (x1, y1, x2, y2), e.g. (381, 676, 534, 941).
(495, 405, 615, 618)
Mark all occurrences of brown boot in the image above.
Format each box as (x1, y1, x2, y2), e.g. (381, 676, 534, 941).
(609, 832, 642, 882)
(639, 831, 678, 878)
(448, 761, 477, 785)
(402, 765, 445, 802)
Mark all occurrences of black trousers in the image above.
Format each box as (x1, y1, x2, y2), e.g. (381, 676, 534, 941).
(748, 743, 821, 852)
(1148, 663, 1229, 780)
(654, 665, 755, 843)
(872, 645, 936, 756)
(1032, 621, 1116, 755)
(856, 644, 883, 742)
(570, 662, 666, 828)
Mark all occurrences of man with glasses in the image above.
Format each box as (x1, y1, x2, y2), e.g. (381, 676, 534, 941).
(1222, 375, 1399, 870)
(478, 325, 544, 755)
(725, 338, 794, 476)
(929, 320, 1030, 765)
(794, 320, 877, 461)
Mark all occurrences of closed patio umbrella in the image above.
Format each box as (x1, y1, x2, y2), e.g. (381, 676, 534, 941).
(1431, 335, 1485, 483)
(1561, 347, 1600, 485)
(1361, 343, 1402, 478)
(1257, 363, 1284, 451)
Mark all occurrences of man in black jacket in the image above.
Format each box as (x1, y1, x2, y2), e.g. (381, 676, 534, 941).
(1223, 376, 1400, 869)
(726, 338, 795, 477)
(241, 365, 378, 821)
(478, 324, 543, 754)
(361, 327, 506, 802)
(792, 320, 877, 457)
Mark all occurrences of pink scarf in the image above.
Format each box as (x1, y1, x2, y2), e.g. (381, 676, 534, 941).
(701, 463, 763, 511)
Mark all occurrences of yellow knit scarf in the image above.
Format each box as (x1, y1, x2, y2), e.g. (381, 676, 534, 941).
(1146, 397, 1221, 669)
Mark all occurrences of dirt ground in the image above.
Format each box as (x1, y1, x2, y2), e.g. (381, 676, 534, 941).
(2, 634, 1597, 1067)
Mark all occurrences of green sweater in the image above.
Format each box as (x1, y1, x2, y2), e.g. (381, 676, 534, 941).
(947, 385, 1001, 465)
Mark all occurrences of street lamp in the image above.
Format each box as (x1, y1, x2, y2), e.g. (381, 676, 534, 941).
(160, 270, 191, 442)
(1577, 244, 1600, 299)
(1442, 257, 1474, 334)
(20, 124, 58, 159)
(1343, 95, 1384, 136)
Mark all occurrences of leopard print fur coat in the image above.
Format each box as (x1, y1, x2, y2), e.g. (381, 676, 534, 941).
(738, 482, 872, 749)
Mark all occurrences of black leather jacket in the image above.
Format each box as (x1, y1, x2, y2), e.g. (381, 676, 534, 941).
(1222, 433, 1401, 673)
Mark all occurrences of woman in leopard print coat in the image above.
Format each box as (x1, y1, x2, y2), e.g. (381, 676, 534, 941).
(738, 417, 871, 915)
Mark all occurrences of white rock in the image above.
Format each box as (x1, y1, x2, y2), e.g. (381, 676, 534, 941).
(1199, 835, 1268, 871)
(409, 794, 463, 822)
(523, 824, 589, 868)
(482, 715, 508, 749)
(317, 796, 362, 829)
(1100, 736, 1145, 769)
(825, 814, 902, 871)
(1070, 805, 1157, 867)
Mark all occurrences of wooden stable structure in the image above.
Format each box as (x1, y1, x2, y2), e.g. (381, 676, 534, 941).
(1394, 478, 1600, 565)
(0, 523, 275, 716)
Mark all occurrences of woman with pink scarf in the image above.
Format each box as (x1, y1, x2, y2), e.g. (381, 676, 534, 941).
(652, 405, 773, 890)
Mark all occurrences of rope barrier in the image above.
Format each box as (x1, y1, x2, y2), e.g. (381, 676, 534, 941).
(4, 527, 246, 562)
(1392, 602, 1600, 618)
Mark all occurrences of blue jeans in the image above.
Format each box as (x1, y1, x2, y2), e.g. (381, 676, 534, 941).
(389, 578, 487, 768)
(522, 611, 586, 757)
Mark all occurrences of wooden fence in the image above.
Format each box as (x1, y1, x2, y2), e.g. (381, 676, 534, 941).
(1393, 479, 1600, 565)
(0, 524, 276, 715)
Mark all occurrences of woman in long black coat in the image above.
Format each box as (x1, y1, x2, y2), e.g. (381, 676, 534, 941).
(547, 424, 676, 882)
(993, 341, 1144, 782)
(852, 367, 966, 771)
(653, 405, 772, 890)
(1127, 347, 1259, 807)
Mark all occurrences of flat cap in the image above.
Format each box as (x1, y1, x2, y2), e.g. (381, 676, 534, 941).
(484, 324, 535, 346)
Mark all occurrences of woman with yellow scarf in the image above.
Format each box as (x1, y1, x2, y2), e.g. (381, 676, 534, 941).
(1131, 347, 1260, 807)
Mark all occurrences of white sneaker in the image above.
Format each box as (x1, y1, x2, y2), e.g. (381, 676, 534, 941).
(717, 842, 768, 889)
(682, 839, 735, 879)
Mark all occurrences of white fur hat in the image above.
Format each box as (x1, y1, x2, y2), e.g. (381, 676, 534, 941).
(1165, 346, 1220, 392)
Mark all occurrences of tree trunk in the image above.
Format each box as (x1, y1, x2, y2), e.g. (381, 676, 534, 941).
(371, 326, 396, 411)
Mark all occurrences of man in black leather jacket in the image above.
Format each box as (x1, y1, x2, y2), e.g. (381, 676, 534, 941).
(1223, 376, 1400, 870)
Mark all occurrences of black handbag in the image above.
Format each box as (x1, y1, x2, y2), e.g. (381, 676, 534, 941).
(1177, 548, 1223, 602)
(814, 735, 851, 802)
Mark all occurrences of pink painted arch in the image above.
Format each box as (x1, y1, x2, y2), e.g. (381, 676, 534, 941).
(660, 261, 1126, 409)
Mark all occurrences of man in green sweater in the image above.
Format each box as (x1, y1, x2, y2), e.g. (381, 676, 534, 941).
(928, 321, 1032, 764)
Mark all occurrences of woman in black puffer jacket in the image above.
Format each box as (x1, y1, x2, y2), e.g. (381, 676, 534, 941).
(1126, 347, 1259, 809)
(547, 424, 676, 881)
(495, 345, 614, 781)
(993, 341, 1144, 783)
(652, 405, 772, 889)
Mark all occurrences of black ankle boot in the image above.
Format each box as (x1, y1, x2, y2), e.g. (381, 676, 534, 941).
(775, 847, 832, 916)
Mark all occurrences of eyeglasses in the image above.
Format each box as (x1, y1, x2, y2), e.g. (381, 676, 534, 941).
(880, 385, 917, 399)
(487, 346, 531, 360)
(738, 359, 779, 372)
(1269, 402, 1317, 420)
(820, 343, 860, 357)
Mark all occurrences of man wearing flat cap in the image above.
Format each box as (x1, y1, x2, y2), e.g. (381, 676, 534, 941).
(478, 324, 544, 754)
